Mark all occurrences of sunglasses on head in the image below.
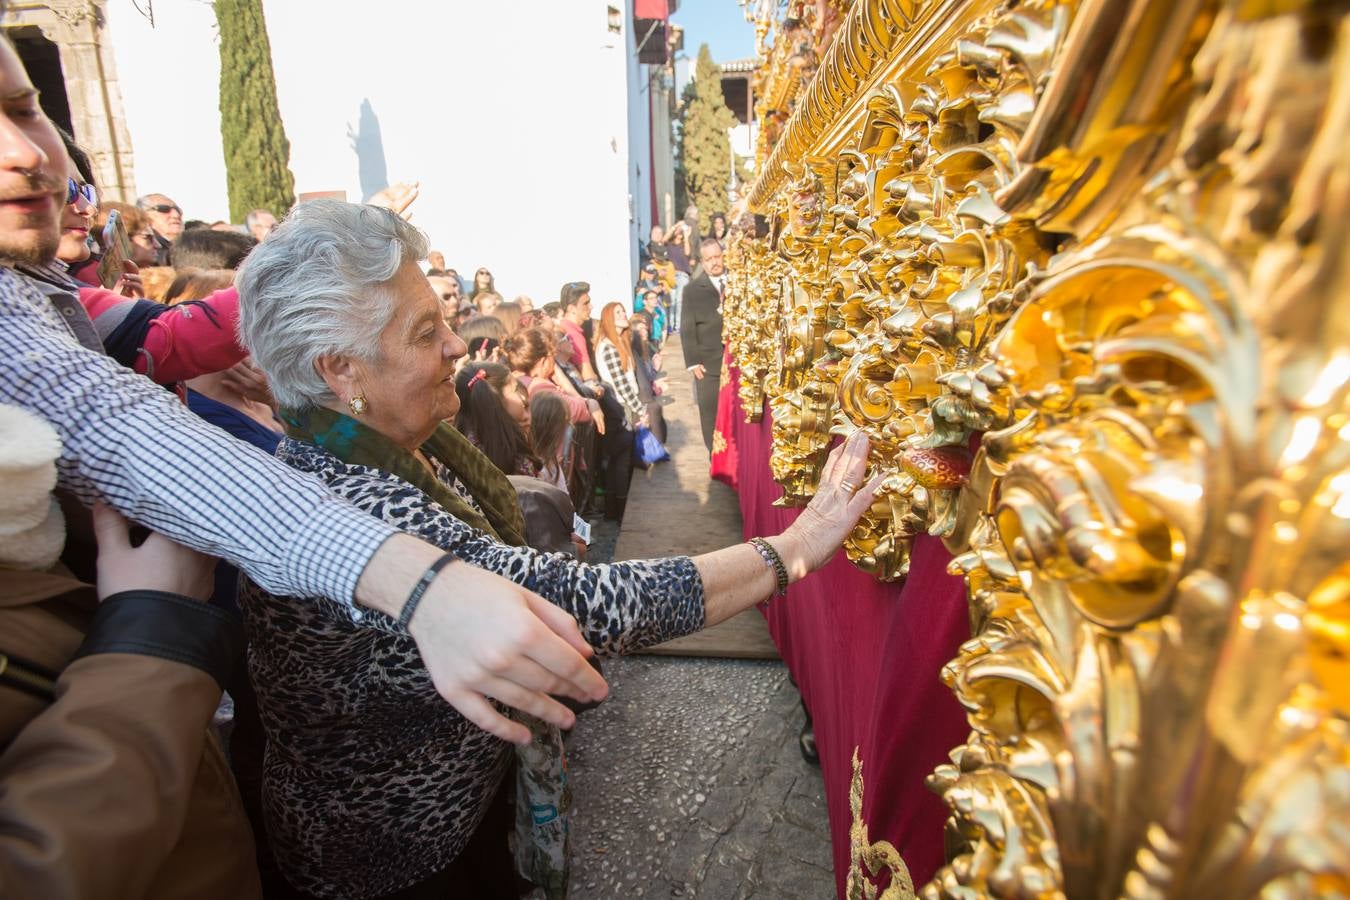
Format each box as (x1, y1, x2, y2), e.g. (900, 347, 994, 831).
(66, 178, 97, 211)
(144, 203, 180, 215)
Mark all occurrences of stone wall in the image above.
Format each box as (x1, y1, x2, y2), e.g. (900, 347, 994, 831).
(2, 0, 136, 202)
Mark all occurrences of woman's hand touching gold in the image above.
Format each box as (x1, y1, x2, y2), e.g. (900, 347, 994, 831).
(782, 431, 882, 573)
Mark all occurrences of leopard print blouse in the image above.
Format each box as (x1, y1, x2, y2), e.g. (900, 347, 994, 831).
(239, 438, 704, 898)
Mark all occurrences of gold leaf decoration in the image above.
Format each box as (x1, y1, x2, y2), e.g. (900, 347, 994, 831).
(848, 748, 918, 900)
(725, 0, 1350, 895)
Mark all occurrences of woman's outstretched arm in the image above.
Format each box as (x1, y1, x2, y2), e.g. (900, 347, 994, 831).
(325, 432, 881, 655)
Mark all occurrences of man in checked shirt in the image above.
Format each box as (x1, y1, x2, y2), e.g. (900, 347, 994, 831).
(0, 34, 604, 893)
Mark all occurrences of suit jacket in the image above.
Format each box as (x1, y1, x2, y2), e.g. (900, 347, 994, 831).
(681, 271, 724, 371)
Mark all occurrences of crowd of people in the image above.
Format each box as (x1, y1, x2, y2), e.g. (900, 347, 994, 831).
(0, 33, 883, 900)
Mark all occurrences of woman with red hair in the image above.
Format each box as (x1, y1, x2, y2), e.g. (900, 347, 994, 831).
(594, 302, 644, 430)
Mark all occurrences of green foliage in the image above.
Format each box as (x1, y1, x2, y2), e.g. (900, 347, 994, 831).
(215, 0, 296, 223)
(677, 44, 735, 219)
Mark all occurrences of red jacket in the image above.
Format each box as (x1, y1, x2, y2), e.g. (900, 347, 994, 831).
(78, 287, 246, 384)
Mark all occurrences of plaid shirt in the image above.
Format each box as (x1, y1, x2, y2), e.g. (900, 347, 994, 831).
(0, 266, 395, 610)
(595, 338, 643, 426)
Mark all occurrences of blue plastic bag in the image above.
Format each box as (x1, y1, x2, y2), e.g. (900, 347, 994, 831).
(633, 424, 670, 467)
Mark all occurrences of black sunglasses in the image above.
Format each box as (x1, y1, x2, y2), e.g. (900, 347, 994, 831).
(144, 203, 180, 215)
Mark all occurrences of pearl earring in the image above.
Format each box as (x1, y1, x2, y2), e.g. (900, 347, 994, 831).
(348, 395, 369, 415)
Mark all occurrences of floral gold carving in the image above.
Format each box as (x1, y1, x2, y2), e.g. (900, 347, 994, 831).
(725, 0, 1350, 895)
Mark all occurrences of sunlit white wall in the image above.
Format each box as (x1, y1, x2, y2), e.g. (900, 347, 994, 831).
(106, 0, 648, 308)
(730, 121, 755, 163)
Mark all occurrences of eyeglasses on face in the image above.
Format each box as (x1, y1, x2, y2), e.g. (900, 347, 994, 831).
(143, 203, 181, 215)
(66, 178, 98, 212)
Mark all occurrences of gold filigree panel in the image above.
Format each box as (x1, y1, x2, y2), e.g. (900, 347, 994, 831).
(725, 0, 1350, 895)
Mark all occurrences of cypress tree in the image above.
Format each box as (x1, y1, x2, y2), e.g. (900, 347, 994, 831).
(678, 44, 735, 219)
(215, 0, 296, 223)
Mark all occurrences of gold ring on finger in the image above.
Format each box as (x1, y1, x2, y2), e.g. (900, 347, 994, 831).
(840, 479, 859, 494)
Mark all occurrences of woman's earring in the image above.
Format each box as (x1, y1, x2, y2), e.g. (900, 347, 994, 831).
(348, 395, 369, 416)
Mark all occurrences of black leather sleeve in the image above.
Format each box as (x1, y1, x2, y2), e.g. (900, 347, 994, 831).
(73, 591, 245, 691)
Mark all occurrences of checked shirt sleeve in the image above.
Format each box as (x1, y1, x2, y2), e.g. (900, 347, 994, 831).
(0, 268, 397, 610)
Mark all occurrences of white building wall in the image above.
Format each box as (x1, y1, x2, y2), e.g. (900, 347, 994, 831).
(105, 0, 643, 309)
(623, 8, 653, 308)
(730, 122, 755, 164)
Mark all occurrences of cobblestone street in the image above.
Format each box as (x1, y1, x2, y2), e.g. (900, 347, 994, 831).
(565, 657, 833, 898)
(566, 341, 835, 898)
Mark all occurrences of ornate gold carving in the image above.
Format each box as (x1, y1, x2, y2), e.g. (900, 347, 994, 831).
(749, 0, 940, 211)
(848, 748, 918, 900)
(727, 0, 1350, 895)
(724, 0, 1073, 579)
(722, 222, 784, 422)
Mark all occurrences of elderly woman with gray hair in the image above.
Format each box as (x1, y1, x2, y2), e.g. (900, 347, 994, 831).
(234, 200, 879, 900)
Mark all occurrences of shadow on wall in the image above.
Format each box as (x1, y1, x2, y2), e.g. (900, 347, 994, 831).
(348, 98, 389, 202)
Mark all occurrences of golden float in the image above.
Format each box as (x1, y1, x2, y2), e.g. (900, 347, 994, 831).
(727, 0, 1350, 895)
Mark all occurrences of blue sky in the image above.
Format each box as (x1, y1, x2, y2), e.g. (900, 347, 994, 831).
(670, 0, 758, 65)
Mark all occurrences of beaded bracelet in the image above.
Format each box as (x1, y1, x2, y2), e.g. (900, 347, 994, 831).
(398, 553, 457, 628)
(748, 537, 788, 599)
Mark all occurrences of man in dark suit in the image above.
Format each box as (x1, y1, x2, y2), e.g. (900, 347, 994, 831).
(681, 237, 726, 453)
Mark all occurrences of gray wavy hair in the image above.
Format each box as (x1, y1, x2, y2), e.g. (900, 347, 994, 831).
(236, 200, 428, 410)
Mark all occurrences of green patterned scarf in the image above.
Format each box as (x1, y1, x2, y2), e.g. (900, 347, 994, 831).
(281, 406, 526, 547)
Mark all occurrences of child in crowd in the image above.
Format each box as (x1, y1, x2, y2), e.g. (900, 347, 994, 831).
(454, 362, 541, 478)
(529, 391, 573, 494)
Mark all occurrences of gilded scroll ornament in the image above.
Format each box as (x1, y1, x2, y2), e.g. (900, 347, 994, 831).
(847, 748, 918, 900)
(727, 0, 1350, 895)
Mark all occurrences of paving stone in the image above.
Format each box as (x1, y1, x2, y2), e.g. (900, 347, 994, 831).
(563, 340, 833, 898)
(768, 819, 836, 873)
(698, 866, 755, 899)
(757, 855, 838, 898)
(698, 790, 748, 835)
(564, 654, 834, 898)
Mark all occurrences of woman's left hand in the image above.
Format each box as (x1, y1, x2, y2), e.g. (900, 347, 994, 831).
(783, 431, 882, 572)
